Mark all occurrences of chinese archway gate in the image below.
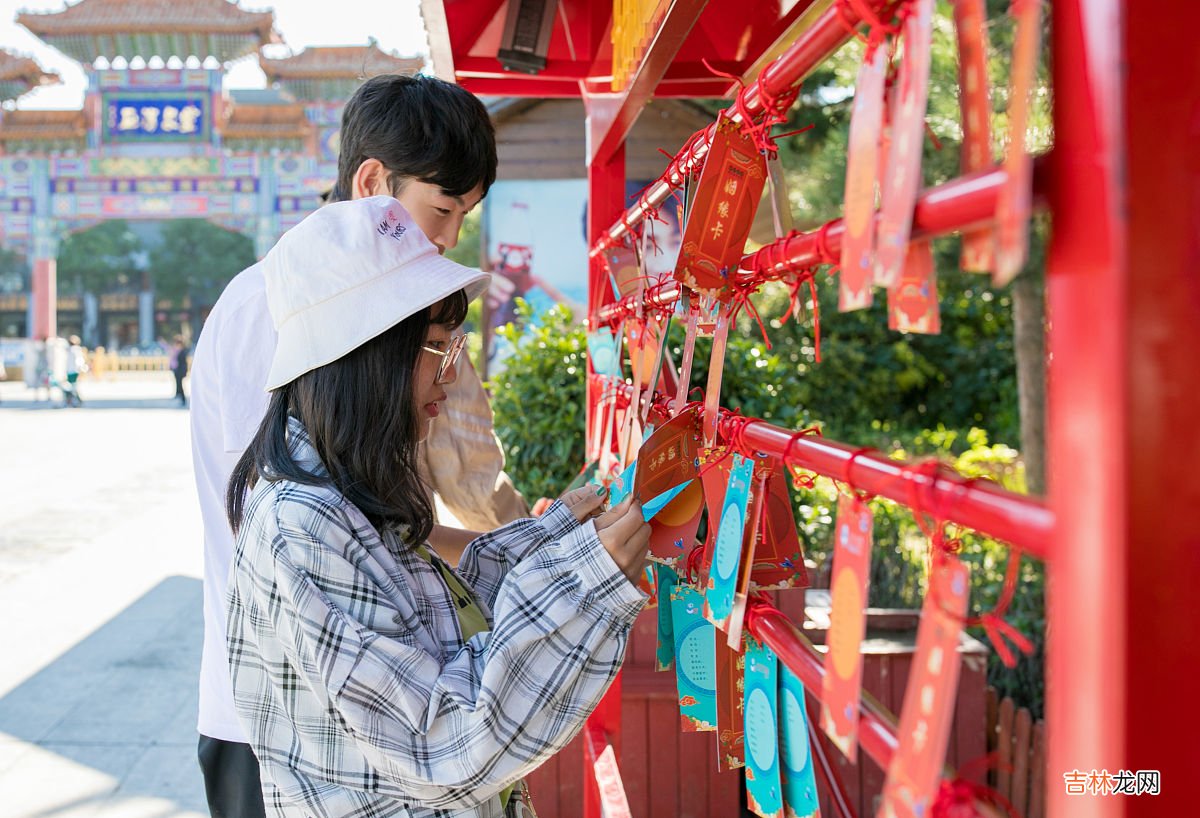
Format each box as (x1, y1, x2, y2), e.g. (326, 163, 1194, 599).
(427, 0, 1198, 816)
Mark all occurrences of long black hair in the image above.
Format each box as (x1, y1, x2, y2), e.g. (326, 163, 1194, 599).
(226, 290, 469, 543)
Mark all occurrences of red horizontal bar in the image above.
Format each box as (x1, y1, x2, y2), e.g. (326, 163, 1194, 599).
(590, 0, 895, 254)
(594, 159, 1049, 327)
(747, 603, 899, 772)
(592, 376, 1052, 558)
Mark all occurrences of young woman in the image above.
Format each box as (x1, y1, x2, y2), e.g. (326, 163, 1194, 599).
(224, 196, 650, 818)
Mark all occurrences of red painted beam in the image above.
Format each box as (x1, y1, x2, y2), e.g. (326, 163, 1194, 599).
(593, 157, 1049, 327)
(591, 0, 895, 251)
(587, 0, 710, 164)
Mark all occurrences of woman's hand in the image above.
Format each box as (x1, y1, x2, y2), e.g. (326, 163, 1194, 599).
(558, 484, 609, 523)
(593, 495, 651, 585)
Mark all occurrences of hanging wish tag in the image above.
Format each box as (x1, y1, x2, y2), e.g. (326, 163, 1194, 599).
(748, 464, 811, 592)
(715, 630, 746, 772)
(674, 295, 701, 410)
(766, 155, 795, 237)
(656, 563, 679, 671)
(671, 581, 719, 732)
(674, 113, 768, 300)
(744, 636, 784, 818)
(954, 0, 995, 273)
(874, 0, 935, 288)
(704, 453, 755, 631)
(994, 0, 1044, 286)
(840, 44, 889, 312)
(779, 667, 821, 818)
(878, 554, 970, 818)
(887, 238, 941, 334)
(819, 493, 875, 761)
(701, 302, 732, 447)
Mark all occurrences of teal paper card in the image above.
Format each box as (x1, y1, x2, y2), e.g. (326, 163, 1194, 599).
(609, 461, 637, 504)
(610, 461, 691, 522)
(705, 453, 754, 627)
(744, 638, 783, 817)
(587, 328, 620, 376)
(655, 563, 679, 671)
(670, 582, 717, 731)
(779, 666, 821, 818)
(642, 480, 692, 519)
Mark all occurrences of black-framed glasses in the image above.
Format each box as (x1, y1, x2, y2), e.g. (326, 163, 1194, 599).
(421, 333, 469, 384)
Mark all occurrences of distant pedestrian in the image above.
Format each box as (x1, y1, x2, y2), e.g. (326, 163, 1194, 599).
(63, 335, 87, 407)
(170, 336, 189, 406)
(32, 337, 50, 402)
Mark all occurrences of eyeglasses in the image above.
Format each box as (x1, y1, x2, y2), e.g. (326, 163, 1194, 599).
(421, 333, 469, 384)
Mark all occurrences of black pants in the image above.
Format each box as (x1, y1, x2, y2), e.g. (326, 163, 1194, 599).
(197, 735, 267, 818)
(174, 370, 187, 402)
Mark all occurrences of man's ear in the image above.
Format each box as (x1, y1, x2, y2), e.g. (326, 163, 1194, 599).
(351, 158, 391, 199)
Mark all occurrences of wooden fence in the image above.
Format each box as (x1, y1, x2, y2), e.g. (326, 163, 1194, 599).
(987, 686, 1046, 818)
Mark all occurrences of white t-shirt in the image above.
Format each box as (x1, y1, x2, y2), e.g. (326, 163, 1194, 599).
(191, 261, 276, 742)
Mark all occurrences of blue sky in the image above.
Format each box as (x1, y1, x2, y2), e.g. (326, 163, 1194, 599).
(0, 0, 430, 109)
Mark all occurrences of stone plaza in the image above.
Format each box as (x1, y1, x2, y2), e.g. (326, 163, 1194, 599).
(0, 373, 208, 817)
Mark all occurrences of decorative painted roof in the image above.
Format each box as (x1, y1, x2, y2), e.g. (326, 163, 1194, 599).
(17, 0, 279, 63)
(0, 109, 87, 142)
(220, 101, 312, 142)
(260, 44, 423, 81)
(0, 48, 58, 101)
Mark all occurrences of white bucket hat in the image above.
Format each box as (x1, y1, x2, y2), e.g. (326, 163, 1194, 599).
(262, 196, 490, 390)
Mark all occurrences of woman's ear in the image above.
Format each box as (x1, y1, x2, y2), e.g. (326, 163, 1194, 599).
(352, 159, 391, 199)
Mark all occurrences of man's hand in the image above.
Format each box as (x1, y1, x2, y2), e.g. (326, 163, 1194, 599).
(593, 495, 651, 585)
(558, 484, 609, 523)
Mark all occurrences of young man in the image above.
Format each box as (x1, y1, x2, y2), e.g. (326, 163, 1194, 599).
(190, 74, 524, 817)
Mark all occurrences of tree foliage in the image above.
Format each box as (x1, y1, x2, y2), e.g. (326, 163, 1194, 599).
(56, 220, 143, 295)
(148, 219, 256, 306)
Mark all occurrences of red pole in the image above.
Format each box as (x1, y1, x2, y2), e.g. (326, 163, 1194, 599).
(590, 0, 896, 252)
(1044, 3, 1128, 816)
(583, 92, 627, 818)
(594, 378, 1052, 557)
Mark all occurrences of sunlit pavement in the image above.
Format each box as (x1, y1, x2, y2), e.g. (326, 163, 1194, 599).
(0, 373, 208, 817)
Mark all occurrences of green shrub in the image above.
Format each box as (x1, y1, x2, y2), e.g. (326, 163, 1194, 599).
(489, 300, 1044, 717)
(487, 300, 587, 502)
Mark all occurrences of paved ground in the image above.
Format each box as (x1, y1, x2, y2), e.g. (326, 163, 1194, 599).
(0, 373, 209, 818)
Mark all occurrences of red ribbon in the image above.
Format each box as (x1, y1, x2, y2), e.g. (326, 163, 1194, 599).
(905, 459, 1034, 669)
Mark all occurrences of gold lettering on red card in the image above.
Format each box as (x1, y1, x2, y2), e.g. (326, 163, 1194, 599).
(874, 0, 934, 289)
(887, 239, 940, 334)
(954, 0, 995, 273)
(878, 554, 970, 818)
(840, 45, 888, 312)
(819, 493, 874, 761)
(674, 114, 767, 299)
(994, 0, 1044, 286)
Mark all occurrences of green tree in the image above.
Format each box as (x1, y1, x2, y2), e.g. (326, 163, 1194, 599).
(0, 246, 27, 294)
(56, 220, 143, 296)
(148, 219, 256, 337)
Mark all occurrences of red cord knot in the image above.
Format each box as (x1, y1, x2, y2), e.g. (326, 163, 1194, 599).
(716, 410, 766, 458)
(743, 591, 786, 637)
(931, 776, 1019, 818)
(781, 426, 824, 490)
(727, 276, 773, 350)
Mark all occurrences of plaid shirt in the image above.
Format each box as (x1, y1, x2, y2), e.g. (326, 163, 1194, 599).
(227, 420, 646, 817)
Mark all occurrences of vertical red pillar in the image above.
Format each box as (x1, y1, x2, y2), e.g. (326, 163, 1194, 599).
(1121, 1, 1200, 814)
(583, 94, 627, 818)
(31, 258, 57, 340)
(1048, 2, 1200, 815)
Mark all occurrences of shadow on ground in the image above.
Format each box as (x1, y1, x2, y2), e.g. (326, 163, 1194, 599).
(0, 576, 208, 817)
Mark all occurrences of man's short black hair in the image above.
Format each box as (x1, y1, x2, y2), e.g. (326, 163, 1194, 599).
(332, 74, 497, 203)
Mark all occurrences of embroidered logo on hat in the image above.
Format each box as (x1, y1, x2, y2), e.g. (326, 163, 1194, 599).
(261, 196, 490, 391)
